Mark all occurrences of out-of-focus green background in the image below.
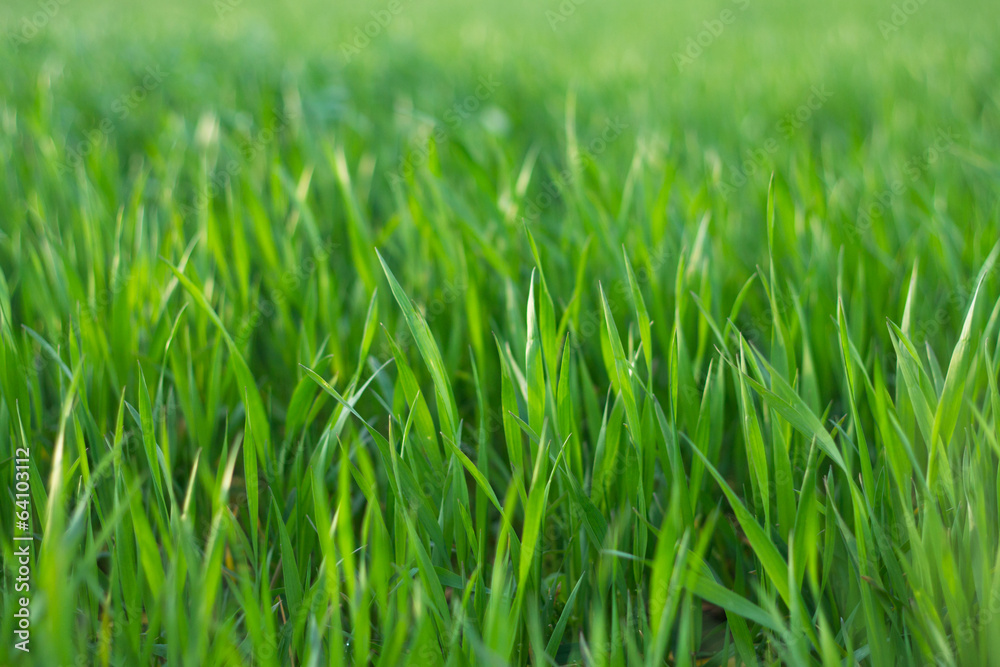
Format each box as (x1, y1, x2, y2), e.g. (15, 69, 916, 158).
(4, 0, 997, 327)
(3, 0, 1000, 665)
(4, 0, 996, 179)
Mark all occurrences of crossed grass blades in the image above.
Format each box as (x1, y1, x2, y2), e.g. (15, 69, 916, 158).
(3, 1, 1000, 664)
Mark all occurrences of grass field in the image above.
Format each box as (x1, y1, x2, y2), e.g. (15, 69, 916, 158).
(2, 0, 1000, 664)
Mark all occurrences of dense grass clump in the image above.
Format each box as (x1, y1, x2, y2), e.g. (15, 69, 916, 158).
(2, 0, 1000, 664)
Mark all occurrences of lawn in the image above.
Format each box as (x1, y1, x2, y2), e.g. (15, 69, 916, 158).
(1, 0, 1000, 664)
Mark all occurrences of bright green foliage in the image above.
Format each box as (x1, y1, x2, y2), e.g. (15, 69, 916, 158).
(1, 0, 1000, 664)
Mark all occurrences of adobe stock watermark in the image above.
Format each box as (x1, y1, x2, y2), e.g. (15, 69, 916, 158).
(911, 261, 997, 346)
(739, 286, 795, 349)
(673, 0, 751, 71)
(545, 0, 587, 31)
(522, 116, 629, 220)
(925, 589, 1000, 666)
(22, 248, 133, 376)
(574, 243, 671, 345)
(339, 0, 407, 62)
(377, 274, 469, 361)
(214, 0, 243, 19)
(387, 75, 502, 183)
(12, 442, 34, 652)
(6, 0, 71, 51)
(234, 237, 338, 347)
(58, 66, 168, 174)
(178, 107, 299, 217)
(717, 84, 832, 196)
(843, 127, 958, 241)
(878, 0, 930, 39)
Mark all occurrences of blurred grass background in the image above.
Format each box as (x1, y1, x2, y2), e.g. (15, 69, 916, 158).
(2, 0, 1000, 664)
(4, 0, 998, 366)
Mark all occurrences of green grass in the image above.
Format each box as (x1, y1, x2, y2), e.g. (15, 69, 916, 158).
(2, 0, 1000, 664)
